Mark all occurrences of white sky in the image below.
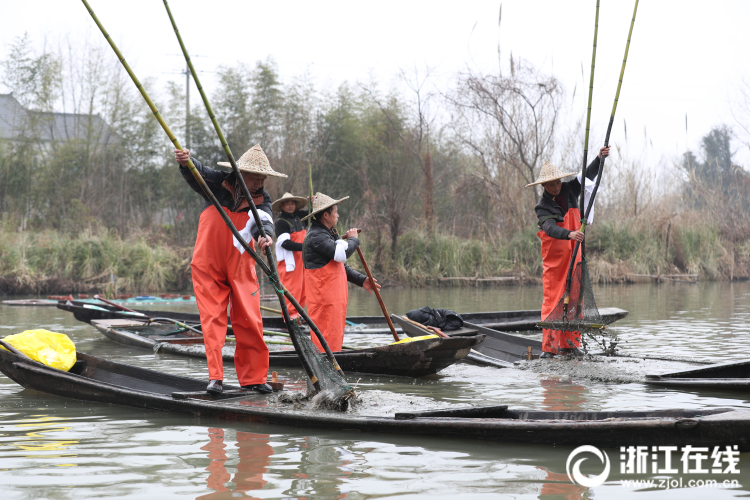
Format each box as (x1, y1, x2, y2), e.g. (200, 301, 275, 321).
(3, 0, 750, 167)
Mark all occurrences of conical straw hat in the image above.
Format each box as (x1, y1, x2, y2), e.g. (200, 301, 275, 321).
(217, 144, 288, 178)
(272, 192, 308, 212)
(525, 161, 578, 188)
(301, 192, 350, 221)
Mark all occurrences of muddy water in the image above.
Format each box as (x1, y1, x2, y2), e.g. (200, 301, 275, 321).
(1, 281, 750, 499)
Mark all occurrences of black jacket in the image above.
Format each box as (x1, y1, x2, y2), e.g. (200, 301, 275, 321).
(303, 220, 367, 287)
(275, 210, 309, 252)
(535, 157, 600, 240)
(180, 158, 274, 239)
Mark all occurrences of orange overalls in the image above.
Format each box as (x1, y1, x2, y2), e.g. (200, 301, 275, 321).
(198, 428, 272, 500)
(191, 206, 269, 385)
(305, 259, 348, 352)
(277, 228, 307, 317)
(538, 208, 582, 354)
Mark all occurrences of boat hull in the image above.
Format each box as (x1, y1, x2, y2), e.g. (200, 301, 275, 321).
(57, 301, 628, 334)
(1, 348, 749, 449)
(646, 360, 750, 391)
(90, 319, 483, 378)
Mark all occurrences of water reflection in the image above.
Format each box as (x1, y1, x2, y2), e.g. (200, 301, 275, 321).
(541, 378, 586, 411)
(0, 414, 78, 463)
(536, 467, 588, 499)
(198, 428, 271, 500)
(285, 436, 352, 499)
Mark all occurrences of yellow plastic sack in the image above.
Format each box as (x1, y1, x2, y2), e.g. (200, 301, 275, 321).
(390, 334, 439, 345)
(0, 329, 76, 371)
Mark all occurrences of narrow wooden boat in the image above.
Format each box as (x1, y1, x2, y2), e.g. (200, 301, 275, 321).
(56, 300, 628, 335)
(2, 299, 60, 306)
(392, 315, 543, 363)
(646, 360, 750, 390)
(90, 319, 484, 378)
(1, 347, 748, 448)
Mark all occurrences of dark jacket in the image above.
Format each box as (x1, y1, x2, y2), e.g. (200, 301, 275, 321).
(303, 220, 367, 287)
(535, 157, 601, 240)
(180, 158, 274, 239)
(275, 210, 309, 252)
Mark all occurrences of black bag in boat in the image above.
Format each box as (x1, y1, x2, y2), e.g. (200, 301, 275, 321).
(406, 307, 464, 331)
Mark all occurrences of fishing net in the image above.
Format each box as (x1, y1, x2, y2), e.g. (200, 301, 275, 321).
(540, 257, 619, 355)
(287, 318, 355, 410)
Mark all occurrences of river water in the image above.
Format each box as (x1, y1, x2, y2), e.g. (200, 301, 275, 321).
(1, 281, 750, 499)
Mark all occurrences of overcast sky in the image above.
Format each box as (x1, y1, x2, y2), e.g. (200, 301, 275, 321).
(3, 0, 750, 168)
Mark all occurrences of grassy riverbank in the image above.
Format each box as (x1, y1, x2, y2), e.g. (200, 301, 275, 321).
(0, 228, 190, 295)
(354, 212, 750, 286)
(1, 215, 748, 295)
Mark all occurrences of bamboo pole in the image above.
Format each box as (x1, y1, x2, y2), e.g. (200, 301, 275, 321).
(160, 0, 348, 388)
(579, 0, 600, 257)
(561, 0, 639, 321)
(308, 163, 314, 220)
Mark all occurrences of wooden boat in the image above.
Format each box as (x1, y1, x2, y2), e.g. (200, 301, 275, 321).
(392, 315, 543, 363)
(646, 360, 750, 390)
(2, 299, 60, 306)
(56, 300, 628, 335)
(90, 319, 484, 378)
(1, 347, 748, 449)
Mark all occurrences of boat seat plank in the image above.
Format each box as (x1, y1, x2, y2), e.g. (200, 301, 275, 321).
(396, 405, 510, 420)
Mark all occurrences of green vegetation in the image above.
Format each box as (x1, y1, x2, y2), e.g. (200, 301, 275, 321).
(1, 34, 749, 293)
(0, 226, 189, 294)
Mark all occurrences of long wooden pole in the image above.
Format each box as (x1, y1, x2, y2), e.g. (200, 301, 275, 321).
(579, 0, 600, 257)
(353, 231, 399, 341)
(160, 0, 347, 384)
(562, 0, 639, 320)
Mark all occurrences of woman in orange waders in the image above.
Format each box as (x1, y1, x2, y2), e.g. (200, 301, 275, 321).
(528, 148, 609, 358)
(272, 193, 309, 319)
(176, 145, 286, 394)
(301, 193, 381, 352)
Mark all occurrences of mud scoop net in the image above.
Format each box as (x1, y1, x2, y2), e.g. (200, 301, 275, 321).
(538, 257, 618, 354)
(287, 320, 355, 410)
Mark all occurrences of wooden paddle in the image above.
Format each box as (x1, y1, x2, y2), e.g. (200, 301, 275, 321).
(94, 294, 145, 315)
(400, 315, 449, 338)
(350, 230, 400, 342)
(260, 305, 283, 315)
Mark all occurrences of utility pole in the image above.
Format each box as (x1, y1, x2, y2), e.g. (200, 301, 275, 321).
(163, 53, 209, 149)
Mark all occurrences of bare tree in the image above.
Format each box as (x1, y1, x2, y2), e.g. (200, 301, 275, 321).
(448, 57, 562, 233)
(360, 65, 436, 234)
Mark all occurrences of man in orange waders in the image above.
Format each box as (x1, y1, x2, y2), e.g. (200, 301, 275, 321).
(272, 192, 309, 319)
(301, 193, 380, 352)
(176, 145, 286, 394)
(528, 147, 609, 358)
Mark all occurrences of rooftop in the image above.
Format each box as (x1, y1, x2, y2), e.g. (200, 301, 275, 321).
(0, 93, 118, 145)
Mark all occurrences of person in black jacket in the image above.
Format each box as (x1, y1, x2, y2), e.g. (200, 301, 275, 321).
(528, 147, 609, 358)
(534, 147, 610, 242)
(175, 145, 285, 394)
(301, 192, 380, 351)
(272, 192, 309, 318)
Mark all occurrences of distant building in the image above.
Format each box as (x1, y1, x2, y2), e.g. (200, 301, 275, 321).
(0, 92, 118, 146)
